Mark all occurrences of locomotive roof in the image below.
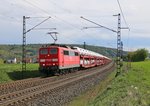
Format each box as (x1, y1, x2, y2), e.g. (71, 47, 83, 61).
(41, 44, 72, 48)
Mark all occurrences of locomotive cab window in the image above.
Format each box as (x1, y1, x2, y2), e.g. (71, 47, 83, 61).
(50, 48, 58, 54)
(40, 49, 48, 54)
(69, 51, 75, 56)
(75, 52, 79, 56)
(64, 50, 69, 55)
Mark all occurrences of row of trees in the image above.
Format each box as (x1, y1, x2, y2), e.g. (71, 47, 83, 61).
(124, 48, 149, 62)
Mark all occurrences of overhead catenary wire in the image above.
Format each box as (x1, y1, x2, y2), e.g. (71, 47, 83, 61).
(23, 0, 119, 37)
(3, 0, 123, 48)
(0, 11, 23, 25)
(28, 0, 111, 34)
(31, 0, 97, 37)
(117, 0, 129, 29)
(22, 0, 96, 44)
(81, 16, 117, 33)
(47, 0, 72, 13)
(116, 0, 130, 52)
(25, 16, 51, 33)
(23, 0, 82, 31)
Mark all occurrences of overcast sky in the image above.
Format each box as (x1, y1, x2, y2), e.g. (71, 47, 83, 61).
(0, 0, 150, 51)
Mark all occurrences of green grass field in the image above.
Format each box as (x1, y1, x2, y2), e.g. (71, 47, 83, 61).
(1, 61, 150, 106)
(0, 63, 42, 83)
(68, 61, 150, 106)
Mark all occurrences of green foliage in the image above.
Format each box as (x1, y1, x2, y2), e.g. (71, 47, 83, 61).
(68, 61, 150, 106)
(88, 61, 150, 106)
(127, 48, 148, 62)
(0, 44, 40, 61)
(0, 44, 118, 61)
(0, 58, 4, 64)
(0, 64, 43, 83)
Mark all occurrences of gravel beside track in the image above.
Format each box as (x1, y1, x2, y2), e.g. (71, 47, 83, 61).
(27, 62, 115, 106)
(0, 62, 115, 106)
(0, 64, 109, 96)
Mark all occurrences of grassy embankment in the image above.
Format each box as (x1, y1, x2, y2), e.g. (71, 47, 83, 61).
(68, 61, 150, 106)
(0, 64, 42, 83)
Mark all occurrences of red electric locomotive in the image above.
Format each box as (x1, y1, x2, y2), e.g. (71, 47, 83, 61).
(39, 45, 80, 75)
(39, 44, 111, 75)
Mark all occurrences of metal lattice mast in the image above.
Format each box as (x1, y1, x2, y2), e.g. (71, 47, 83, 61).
(81, 14, 129, 77)
(22, 16, 51, 79)
(114, 14, 129, 77)
(116, 13, 122, 76)
(84, 42, 86, 49)
(22, 16, 27, 78)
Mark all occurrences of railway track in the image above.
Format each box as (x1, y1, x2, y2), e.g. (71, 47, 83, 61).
(0, 72, 79, 95)
(0, 62, 115, 106)
(0, 64, 108, 96)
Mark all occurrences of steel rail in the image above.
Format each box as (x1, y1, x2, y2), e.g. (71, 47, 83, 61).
(0, 62, 115, 106)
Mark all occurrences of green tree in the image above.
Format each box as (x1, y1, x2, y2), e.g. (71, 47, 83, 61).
(136, 49, 148, 61)
(127, 48, 148, 62)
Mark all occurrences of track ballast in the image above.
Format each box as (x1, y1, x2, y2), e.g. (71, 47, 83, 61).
(0, 62, 115, 106)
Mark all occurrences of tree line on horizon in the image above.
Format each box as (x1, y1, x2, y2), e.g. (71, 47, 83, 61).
(0, 44, 149, 64)
(123, 48, 149, 62)
(0, 44, 117, 64)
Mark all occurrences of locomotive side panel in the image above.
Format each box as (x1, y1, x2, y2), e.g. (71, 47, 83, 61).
(58, 48, 80, 69)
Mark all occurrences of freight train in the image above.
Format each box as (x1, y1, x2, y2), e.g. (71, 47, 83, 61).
(38, 44, 111, 75)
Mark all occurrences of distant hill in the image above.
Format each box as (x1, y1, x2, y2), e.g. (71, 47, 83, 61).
(0, 44, 119, 62)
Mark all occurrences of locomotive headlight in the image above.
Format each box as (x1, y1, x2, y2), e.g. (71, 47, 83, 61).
(40, 59, 45, 62)
(52, 58, 58, 62)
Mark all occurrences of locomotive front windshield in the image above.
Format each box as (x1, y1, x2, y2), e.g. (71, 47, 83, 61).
(40, 49, 48, 54)
(40, 48, 58, 55)
(50, 48, 58, 54)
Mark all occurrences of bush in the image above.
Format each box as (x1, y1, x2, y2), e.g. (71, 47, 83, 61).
(0, 58, 4, 64)
(127, 49, 149, 62)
